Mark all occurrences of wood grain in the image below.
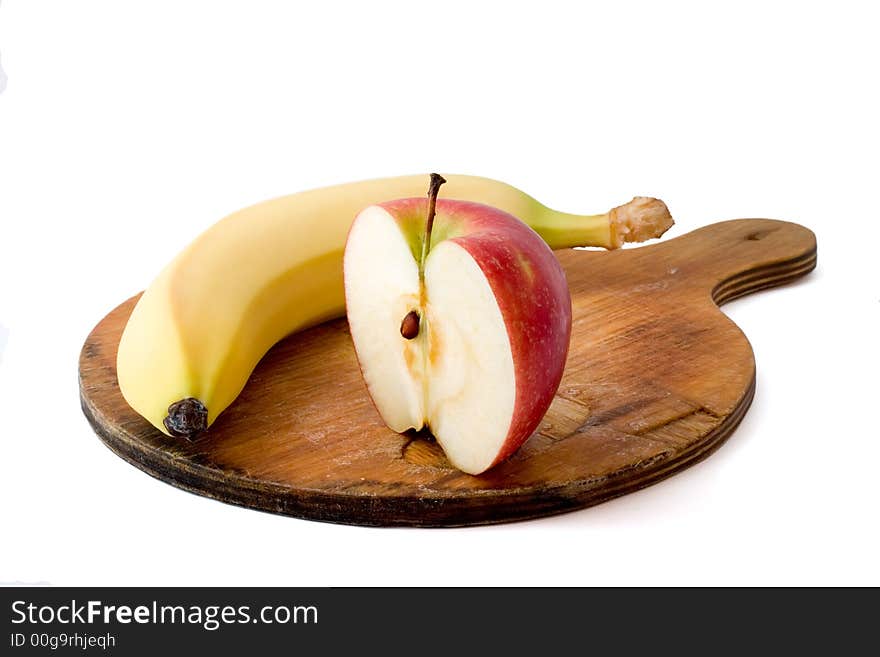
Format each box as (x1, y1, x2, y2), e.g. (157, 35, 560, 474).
(79, 219, 816, 527)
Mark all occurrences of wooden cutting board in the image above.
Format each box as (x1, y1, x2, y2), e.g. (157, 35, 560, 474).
(79, 219, 816, 527)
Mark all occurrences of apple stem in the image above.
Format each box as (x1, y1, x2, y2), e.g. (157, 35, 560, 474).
(405, 174, 445, 343)
(419, 173, 447, 277)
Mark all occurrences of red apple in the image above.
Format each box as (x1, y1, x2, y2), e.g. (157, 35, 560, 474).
(344, 176, 571, 474)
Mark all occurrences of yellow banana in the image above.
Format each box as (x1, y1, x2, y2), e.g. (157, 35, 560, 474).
(116, 173, 672, 438)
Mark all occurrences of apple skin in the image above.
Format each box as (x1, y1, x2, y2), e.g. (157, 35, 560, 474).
(367, 198, 572, 472)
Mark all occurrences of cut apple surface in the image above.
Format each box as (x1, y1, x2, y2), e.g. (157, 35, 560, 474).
(344, 183, 572, 475)
(344, 206, 426, 431)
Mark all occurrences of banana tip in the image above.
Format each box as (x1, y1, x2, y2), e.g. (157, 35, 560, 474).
(164, 398, 208, 440)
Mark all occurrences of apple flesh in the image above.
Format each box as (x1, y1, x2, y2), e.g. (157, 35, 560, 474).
(344, 197, 572, 475)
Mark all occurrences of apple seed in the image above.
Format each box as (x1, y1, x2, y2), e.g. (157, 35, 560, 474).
(400, 310, 420, 339)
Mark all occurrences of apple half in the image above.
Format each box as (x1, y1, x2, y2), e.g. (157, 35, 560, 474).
(344, 177, 572, 475)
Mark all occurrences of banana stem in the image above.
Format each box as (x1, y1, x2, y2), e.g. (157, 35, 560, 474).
(531, 209, 615, 250)
(532, 197, 674, 250)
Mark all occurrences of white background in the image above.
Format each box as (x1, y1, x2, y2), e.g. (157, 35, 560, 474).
(1, 1, 878, 586)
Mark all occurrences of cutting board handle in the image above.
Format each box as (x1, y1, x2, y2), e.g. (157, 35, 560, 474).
(643, 219, 817, 305)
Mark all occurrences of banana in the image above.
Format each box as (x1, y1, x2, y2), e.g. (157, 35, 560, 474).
(116, 173, 673, 438)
